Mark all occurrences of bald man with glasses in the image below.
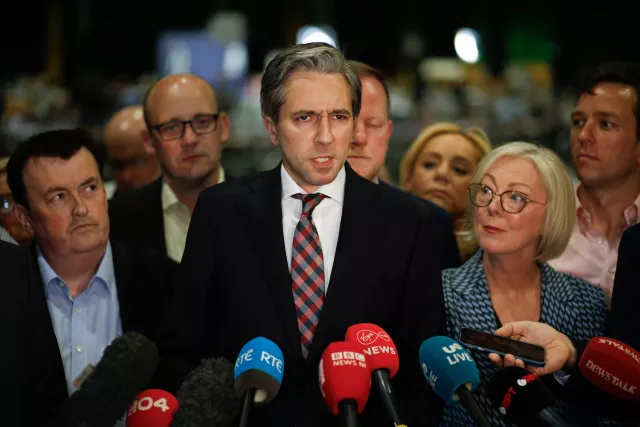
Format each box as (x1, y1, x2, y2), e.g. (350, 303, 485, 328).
(108, 74, 231, 262)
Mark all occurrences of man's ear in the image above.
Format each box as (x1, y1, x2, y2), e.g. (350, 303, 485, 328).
(141, 129, 156, 155)
(14, 204, 33, 233)
(262, 114, 279, 147)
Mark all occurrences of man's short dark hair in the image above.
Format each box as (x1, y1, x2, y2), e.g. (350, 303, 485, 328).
(6, 128, 105, 209)
(577, 61, 640, 139)
(347, 60, 391, 116)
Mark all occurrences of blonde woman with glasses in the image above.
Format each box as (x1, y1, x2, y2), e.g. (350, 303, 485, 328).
(439, 142, 606, 426)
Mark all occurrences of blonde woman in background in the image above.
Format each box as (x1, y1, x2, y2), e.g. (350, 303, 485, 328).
(400, 123, 492, 260)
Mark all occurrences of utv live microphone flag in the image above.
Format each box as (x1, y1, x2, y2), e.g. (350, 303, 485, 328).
(488, 366, 573, 427)
(319, 341, 371, 427)
(345, 323, 405, 427)
(234, 337, 284, 427)
(419, 336, 490, 427)
(578, 336, 640, 400)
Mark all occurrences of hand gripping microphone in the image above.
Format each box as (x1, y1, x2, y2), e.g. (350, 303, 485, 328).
(488, 366, 574, 427)
(578, 337, 640, 400)
(345, 323, 406, 427)
(234, 337, 285, 427)
(60, 331, 159, 427)
(126, 389, 179, 427)
(171, 357, 242, 427)
(319, 341, 371, 427)
(418, 336, 490, 427)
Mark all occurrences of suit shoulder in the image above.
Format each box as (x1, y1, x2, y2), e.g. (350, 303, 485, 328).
(198, 169, 270, 201)
(377, 181, 453, 223)
(108, 179, 160, 212)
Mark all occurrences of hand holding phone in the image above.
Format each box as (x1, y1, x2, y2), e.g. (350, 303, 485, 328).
(458, 327, 546, 367)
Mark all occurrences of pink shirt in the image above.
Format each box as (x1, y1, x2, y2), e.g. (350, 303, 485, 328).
(548, 188, 640, 307)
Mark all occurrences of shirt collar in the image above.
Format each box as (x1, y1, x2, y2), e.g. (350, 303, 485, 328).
(575, 185, 640, 233)
(280, 163, 345, 205)
(161, 166, 225, 212)
(37, 241, 116, 294)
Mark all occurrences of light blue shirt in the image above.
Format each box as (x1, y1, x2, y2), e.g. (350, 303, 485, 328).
(38, 242, 123, 397)
(0, 225, 17, 244)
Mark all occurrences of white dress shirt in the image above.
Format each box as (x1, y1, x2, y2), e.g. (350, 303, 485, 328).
(162, 166, 225, 262)
(281, 164, 345, 292)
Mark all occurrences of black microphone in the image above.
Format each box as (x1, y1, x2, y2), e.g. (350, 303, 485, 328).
(488, 366, 574, 427)
(57, 332, 159, 427)
(170, 357, 242, 427)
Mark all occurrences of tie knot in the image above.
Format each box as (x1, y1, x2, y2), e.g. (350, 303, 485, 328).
(292, 193, 327, 216)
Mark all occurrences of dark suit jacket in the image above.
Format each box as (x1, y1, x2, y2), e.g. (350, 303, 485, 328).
(0, 241, 67, 427)
(109, 171, 234, 256)
(155, 163, 451, 426)
(31, 240, 179, 400)
(378, 179, 462, 269)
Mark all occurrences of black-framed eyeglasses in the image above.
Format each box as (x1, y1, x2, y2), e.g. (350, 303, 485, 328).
(0, 193, 15, 216)
(468, 183, 546, 214)
(150, 113, 220, 141)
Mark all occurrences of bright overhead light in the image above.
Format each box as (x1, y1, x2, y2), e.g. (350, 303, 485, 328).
(454, 28, 480, 64)
(297, 25, 338, 48)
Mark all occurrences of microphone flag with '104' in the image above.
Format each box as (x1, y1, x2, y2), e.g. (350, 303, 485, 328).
(419, 336, 490, 427)
(234, 337, 284, 427)
(488, 366, 574, 427)
(345, 323, 406, 427)
(578, 337, 640, 400)
(319, 341, 371, 427)
(126, 389, 179, 427)
(171, 357, 242, 427)
(59, 331, 159, 427)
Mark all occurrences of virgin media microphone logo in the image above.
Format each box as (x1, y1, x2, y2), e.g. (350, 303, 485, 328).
(356, 330, 391, 346)
(499, 373, 537, 415)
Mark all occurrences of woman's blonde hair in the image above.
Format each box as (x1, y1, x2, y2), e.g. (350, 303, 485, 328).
(468, 141, 576, 262)
(399, 122, 492, 190)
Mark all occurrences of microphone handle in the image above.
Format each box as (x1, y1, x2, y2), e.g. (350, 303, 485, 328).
(539, 408, 575, 427)
(372, 369, 404, 426)
(238, 387, 256, 427)
(457, 387, 491, 427)
(338, 399, 359, 427)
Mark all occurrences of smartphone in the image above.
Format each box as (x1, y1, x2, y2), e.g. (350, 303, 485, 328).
(458, 327, 546, 367)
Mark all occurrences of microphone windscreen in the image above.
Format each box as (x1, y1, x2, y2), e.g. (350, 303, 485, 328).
(487, 366, 554, 425)
(578, 337, 640, 400)
(63, 332, 159, 427)
(418, 336, 480, 405)
(319, 341, 371, 415)
(345, 323, 399, 378)
(233, 337, 284, 405)
(126, 389, 179, 427)
(171, 357, 242, 427)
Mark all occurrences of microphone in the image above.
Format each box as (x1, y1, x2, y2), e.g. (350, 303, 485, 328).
(345, 323, 406, 427)
(319, 341, 371, 427)
(171, 357, 242, 427)
(578, 337, 640, 400)
(234, 337, 285, 427)
(59, 332, 159, 427)
(126, 389, 179, 427)
(488, 366, 573, 427)
(418, 336, 490, 427)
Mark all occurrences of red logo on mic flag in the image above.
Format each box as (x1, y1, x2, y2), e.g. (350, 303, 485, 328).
(356, 330, 391, 346)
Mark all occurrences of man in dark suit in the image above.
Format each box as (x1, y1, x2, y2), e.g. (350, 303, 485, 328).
(6, 129, 177, 402)
(347, 59, 462, 269)
(109, 74, 231, 262)
(0, 240, 67, 426)
(155, 43, 447, 426)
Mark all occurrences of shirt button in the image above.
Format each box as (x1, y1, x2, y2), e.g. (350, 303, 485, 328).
(76, 345, 84, 353)
(75, 308, 83, 313)
(596, 238, 604, 244)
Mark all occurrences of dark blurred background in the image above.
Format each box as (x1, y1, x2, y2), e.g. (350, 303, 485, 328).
(2, 0, 638, 178)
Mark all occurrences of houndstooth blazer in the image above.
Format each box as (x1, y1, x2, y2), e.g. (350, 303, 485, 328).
(441, 249, 607, 427)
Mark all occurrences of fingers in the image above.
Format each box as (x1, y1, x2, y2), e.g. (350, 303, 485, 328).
(488, 353, 504, 367)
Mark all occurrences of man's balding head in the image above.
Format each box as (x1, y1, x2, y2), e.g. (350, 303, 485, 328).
(103, 105, 160, 191)
(141, 73, 230, 190)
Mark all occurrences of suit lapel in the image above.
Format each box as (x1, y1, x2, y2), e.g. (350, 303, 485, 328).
(111, 241, 135, 332)
(150, 179, 167, 255)
(239, 167, 303, 361)
(307, 164, 382, 359)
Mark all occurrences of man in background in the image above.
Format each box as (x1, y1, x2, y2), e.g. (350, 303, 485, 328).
(103, 105, 160, 199)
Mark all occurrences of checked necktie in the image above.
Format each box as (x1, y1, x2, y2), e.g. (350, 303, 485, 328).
(291, 193, 327, 359)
